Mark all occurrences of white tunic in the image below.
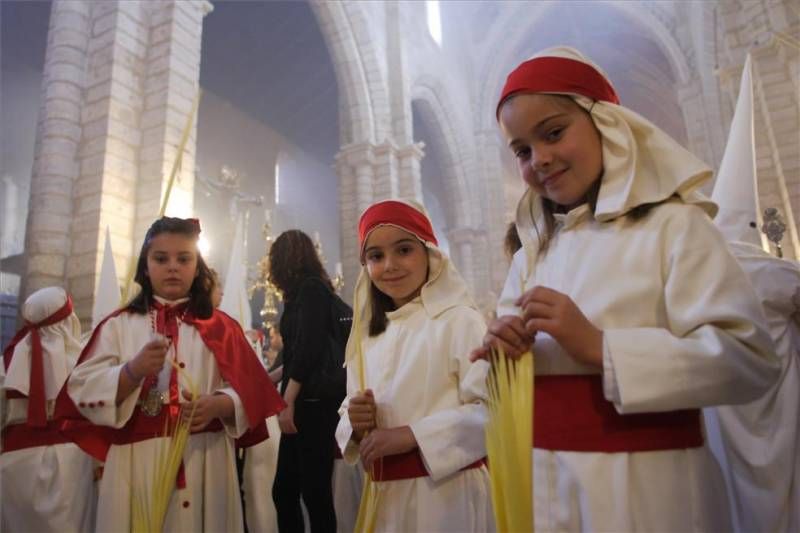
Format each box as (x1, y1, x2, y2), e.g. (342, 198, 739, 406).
(1, 393, 96, 533)
(500, 201, 780, 532)
(335, 300, 494, 532)
(67, 311, 250, 532)
(242, 415, 280, 533)
(333, 458, 364, 533)
(704, 241, 800, 533)
(1, 294, 96, 533)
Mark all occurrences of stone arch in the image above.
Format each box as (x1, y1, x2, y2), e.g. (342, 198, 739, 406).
(410, 77, 474, 232)
(310, 1, 390, 145)
(475, 1, 693, 134)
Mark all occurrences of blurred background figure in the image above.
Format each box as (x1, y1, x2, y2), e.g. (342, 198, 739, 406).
(270, 229, 343, 533)
(1, 287, 96, 532)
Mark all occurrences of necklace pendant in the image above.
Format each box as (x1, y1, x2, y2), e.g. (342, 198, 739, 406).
(141, 387, 164, 417)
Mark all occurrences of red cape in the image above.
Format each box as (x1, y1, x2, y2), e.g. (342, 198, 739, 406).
(54, 307, 285, 461)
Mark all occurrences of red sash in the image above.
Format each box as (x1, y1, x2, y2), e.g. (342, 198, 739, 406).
(2, 420, 71, 453)
(3, 296, 74, 428)
(534, 375, 703, 452)
(371, 450, 486, 482)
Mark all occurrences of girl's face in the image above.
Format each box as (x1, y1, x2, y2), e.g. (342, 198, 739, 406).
(364, 226, 429, 308)
(499, 94, 603, 209)
(145, 233, 199, 301)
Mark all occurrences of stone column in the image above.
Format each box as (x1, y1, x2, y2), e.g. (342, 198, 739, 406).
(335, 143, 376, 302)
(373, 141, 399, 200)
(396, 142, 424, 203)
(134, 0, 212, 237)
(66, 0, 151, 321)
(23, 0, 90, 298)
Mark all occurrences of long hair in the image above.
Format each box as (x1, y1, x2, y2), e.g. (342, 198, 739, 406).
(268, 230, 333, 298)
(368, 282, 395, 337)
(127, 217, 214, 318)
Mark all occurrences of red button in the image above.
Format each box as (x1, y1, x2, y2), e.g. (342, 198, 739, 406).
(179, 362, 186, 369)
(88, 402, 96, 408)
(78, 402, 86, 408)
(182, 501, 190, 508)
(98, 400, 105, 407)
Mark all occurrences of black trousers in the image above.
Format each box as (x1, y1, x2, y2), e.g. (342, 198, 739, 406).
(273, 399, 339, 533)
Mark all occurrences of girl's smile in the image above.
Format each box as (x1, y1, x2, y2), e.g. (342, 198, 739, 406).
(499, 93, 603, 208)
(364, 226, 429, 308)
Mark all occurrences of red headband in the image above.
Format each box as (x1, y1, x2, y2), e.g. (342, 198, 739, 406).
(497, 56, 620, 117)
(359, 201, 437, 259)
(3, 294, 73, 427)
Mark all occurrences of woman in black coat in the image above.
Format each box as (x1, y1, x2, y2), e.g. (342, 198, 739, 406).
(269, 230, 340, 533)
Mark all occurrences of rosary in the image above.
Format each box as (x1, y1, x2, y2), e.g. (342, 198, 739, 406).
(139, 307, 186, 417)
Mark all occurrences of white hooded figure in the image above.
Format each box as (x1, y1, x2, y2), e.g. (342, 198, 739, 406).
(1, 286, 96, 532)
(335, 199, 494, 532)
(491, 46, 779, 532)
(704, 54, 800, 533)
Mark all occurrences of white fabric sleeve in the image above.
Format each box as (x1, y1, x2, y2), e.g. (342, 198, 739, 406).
(335, 359, 361, 465)
(604, 208, 779, 413)
(409, 309, 490, 482)
(215, 386, 248, 438)
(601, 334, 621, 404)
(67, 319, 140, 428)
(496, 249, 528, 318)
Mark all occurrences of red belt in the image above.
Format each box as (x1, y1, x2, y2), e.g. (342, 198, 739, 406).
(2, 420, 71, 453)
(534, 375, 703, 452)
(371, 449, 486, 482)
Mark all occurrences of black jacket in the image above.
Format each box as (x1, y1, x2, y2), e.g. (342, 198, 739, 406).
(279, 276, 333, 399)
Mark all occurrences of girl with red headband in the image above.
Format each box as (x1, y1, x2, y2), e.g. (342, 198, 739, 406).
(474, 47, 779, 531)
(2, 287, 95, 532)
(336, 199, 494, 531)
(55, 216, 285, 532)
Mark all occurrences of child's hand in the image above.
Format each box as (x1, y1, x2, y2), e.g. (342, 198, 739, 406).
(180, 390, 233, 432)
(348, 389, 376, 441)
(470, 315, 532, 361)
(359, 426, 417, 471)
(130, 338, 169, 378)
(516, 286, 603, 367)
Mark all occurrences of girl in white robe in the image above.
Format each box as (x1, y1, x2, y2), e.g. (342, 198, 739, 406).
(476, 47, 780, 532)
(55, 216, 284, 533)
(1, 286, 95, 533)
(336, 199, 495, 532)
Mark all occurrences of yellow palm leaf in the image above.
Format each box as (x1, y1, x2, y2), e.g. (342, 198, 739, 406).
(486, 348, 534, 532)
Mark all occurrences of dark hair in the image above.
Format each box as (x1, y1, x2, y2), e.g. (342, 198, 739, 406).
(368, 283, 395, 336)
(268, 230, 333, 297)
(127, 217, 214, 318)
(503, 222, 522, 259)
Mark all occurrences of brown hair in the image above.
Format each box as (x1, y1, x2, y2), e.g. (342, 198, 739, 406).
(268, 230, 333, 297)
(503, 222, 522, 259)
(127, 217, 214, 318)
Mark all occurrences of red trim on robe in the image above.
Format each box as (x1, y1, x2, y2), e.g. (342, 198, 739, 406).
(54, 306, 285, 461)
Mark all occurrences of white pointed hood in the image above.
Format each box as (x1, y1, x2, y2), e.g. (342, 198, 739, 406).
(711, 54, 769, 250)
